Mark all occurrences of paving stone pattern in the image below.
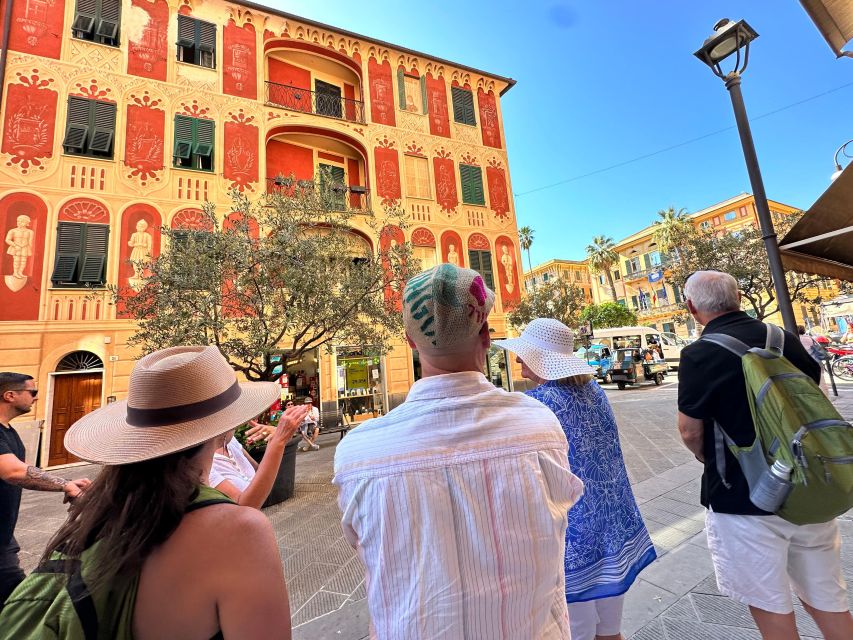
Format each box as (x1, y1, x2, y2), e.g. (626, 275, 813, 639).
(13, 382, 853, 639)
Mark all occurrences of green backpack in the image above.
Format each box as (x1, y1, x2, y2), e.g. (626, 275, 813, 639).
(0, 486, 234, 640)
(702, 323, 853, 525)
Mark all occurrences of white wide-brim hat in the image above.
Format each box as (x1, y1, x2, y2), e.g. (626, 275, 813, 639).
(493, 318, 596, 381)
(65, 346, 279, 465)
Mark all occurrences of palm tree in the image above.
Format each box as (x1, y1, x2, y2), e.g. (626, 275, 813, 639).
(518, 226, 535, 271)
(652, 206, 692, 263)
(586, 235, 618, 300)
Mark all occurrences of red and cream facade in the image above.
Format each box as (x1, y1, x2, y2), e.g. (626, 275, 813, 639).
(0, 0, 522, 466)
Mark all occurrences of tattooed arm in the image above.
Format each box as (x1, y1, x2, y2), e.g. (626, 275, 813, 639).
(0, 454, 90, 498)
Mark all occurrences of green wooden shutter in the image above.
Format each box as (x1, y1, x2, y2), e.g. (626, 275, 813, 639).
(643, 253, 651, 270)
(397, 67, 407, 110)
(451, 87, 465, 123)
(479, 250, 494, 289)
(468, 165, 484, 205)
(176, 14, 194, 46)
(88, 101, 116, 154)
(467, 249, 480, 273)
(463, 90, 476, 125)
(194, 119, 214, 159)
(63, 97, 91, 153)
(624, 259, 632, 274)
(79, 224, 109, 283)
(72, 0, 97, 36)
(51, 223, 85, 283)
(173, 115, 194, 162)
(198, 20, 216, 52)
(631, 295, 638, 308)
(96, 0, 120, 42)
(459, 165, 471, 204)
(420, 76, 428, 114)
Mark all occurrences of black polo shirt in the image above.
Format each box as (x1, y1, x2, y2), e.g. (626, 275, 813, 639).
(678, 311, 821, 514)
(0, 423, 26, 550)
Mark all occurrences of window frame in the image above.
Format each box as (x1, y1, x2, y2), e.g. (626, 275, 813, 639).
(459, 163, 485, 206)
(51, 221, 110, 288)
(172, 115, 215, 172)
(62, 96, 117, 159)
(451, 86, 476, 126)
(468, 248, 495, 290)
(176, 15, 217, 69)
(72, 0, 121, 47)
(404, 154, 431, 200)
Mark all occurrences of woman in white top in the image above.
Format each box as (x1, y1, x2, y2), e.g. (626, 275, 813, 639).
(209, 401, 310, 509)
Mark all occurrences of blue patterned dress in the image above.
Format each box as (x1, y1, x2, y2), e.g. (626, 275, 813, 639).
(527, 379, 656, 603)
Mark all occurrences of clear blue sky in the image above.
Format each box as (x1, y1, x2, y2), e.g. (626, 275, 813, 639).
(271, 0, 851, 267)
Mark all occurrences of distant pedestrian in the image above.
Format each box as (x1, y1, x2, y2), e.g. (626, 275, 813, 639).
(0, 372, 91, 613)
(677, 271, 852, 639)
(297, 396, 320, 451)
(496, 319, 656, 640)
(334, 264, 584, 639)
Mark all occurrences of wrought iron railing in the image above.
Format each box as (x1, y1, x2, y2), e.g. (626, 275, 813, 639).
(265, 81, 366, 124)
(265, 177, 371, 212)
(623, 263, 670, 282)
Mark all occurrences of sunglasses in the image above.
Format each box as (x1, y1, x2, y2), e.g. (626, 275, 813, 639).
(285, 402, 294, 407)
(13, 388, 37, 398)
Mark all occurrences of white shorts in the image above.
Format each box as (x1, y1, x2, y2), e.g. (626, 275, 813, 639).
(705, 510, 848, 615)
(567, 594, 625, 640)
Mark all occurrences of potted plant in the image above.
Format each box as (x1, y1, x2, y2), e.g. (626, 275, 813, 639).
(234, 417, 300, 507)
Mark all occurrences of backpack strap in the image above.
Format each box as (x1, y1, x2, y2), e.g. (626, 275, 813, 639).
(700, 332, 750, 357)
(713, 422, 732, 489)
(765, 323, 784, 355)
(31, 558, 98, 640)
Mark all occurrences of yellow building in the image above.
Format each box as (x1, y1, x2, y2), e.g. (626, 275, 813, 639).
(522, 259, 594, 304)
(596, 193, 828, 335)
(525, 193, 838, 337)
(0, 1, 523, 467)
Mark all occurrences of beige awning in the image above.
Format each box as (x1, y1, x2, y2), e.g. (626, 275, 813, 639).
(779, 164, 853, 281)
(800, 0, 853, 57)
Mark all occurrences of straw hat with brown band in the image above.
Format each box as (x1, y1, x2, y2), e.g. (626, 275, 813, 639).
(64, 346, 279, 465)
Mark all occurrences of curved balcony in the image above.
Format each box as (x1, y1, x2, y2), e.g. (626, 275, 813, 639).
(265, 81, 365, 124)
(265, 176, 371, 212)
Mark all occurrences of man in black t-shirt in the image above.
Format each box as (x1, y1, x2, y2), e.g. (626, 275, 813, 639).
(0, 373, 91, 613)
(678, 272, 852, 638)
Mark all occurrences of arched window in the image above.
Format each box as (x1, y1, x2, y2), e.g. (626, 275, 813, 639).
(56, 351, 104, 372)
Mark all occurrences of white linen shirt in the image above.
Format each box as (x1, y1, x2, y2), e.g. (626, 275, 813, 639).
(333, 371, 584, 640)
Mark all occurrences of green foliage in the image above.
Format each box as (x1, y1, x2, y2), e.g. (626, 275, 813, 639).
(652, 206, 692, 258)
(580, 302, 638, 329)
(585, 235, 618, 300)
(508, 278, 586, 329)
(113, 176, 412, 381)
(665, 212, 832, 321)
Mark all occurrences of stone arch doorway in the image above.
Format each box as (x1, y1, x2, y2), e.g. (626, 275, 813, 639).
(48, 351, 104, 466)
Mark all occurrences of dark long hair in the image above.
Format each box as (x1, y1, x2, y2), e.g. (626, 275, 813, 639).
(42, 444, 205, 594)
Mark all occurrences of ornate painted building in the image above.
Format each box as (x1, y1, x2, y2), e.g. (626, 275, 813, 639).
(0, 0, 523, 466)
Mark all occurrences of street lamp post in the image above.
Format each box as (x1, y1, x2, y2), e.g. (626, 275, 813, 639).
(831, 139, 853, 181)
(694, 19, 798, 333)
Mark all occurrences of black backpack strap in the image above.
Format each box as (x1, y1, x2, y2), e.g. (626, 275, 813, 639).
(67, 568, 98, 640)
(764, 323, 784, 355)
(32, 558, 98, 640)
(701, 332, 751, 357)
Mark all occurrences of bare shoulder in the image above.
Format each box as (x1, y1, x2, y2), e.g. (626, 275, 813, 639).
(183, 502, 274, 545)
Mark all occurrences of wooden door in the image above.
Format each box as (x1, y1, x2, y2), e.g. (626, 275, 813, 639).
(48, 373, 102, 466)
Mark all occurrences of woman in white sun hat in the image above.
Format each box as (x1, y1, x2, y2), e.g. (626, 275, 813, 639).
(0, 345, 309, 640)
(495, 318, 656, 640)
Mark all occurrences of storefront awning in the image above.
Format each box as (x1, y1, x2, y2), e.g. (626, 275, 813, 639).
(822, 296, 853, 317)
(779, 164, 853, 282)
(799, 0, 853, 57)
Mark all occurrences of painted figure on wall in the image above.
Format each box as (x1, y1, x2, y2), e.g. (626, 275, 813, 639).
(500, 244, 515, 294)
(447, 243, 459, 266)
(5, 214, 34, 289)
(127, 219, 153, 291)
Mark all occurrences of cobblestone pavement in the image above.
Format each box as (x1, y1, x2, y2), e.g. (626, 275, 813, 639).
(14, 380, 853, 639)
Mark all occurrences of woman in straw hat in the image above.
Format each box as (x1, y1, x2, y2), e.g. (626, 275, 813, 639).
(1, 346, 309, 639)
(495, 319, 656, 640)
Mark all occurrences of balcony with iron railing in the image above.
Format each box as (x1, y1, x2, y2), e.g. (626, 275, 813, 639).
(637, 302, 683, 318)
(622, 262, 670, 282)
(265, 81, 366, 124)
(265, 177, 371, 212)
